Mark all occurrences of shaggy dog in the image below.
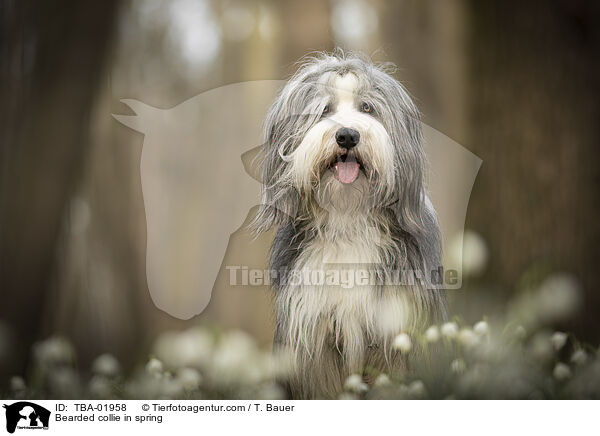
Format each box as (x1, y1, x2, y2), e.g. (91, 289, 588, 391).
(252, 51, 447, 399)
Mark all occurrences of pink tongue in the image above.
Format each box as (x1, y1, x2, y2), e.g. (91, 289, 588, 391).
(334, 161, 360, 184)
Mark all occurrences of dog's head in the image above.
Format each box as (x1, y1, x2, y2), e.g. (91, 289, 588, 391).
(254, 51, 429, 234)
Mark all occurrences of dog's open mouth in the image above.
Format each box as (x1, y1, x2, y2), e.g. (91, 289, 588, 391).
(327, 153, 364, 184)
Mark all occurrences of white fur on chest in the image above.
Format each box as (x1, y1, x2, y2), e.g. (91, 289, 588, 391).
(277, 218, 412, 369)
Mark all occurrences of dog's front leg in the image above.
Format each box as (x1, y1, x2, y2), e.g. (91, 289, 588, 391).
(274, 316, 349, 399)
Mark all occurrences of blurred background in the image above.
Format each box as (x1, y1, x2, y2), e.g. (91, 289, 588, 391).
(1, 0, 599, 387)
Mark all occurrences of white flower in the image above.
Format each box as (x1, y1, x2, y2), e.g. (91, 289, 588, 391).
(377, 296, 409, 336)
(449, 230, 489, 277)
(33, 336, 74, 366)
(146, 358, 164, 376)
(92, 354, 120, 377)
(153, 327, 214, 369)
(125, 376, 162, 399)
(515, 325, 527, 340)
(9, 376, 26, 392)
(374, 374, 391, 387)
(450, 359, 466, 374)
(176, 367, 202, 390)
(553, 363, 571, 381)
(551, 332, 568, 351)
(473, 321, 489, 336)
(48, 367, 80, 397)
(408, 380, 426, 398)
(210, 331, 266, 386)
(441, 322, 459, 339)
(89, 375, 112, 399)
(344, 374, 368, 393)
(392, 333, 412, 353)
(458, 328, 479, 348)
(536, 274, 581, 322)
(159, 375, 184, 398)
(530, 331, 553, 361)
(424, 326, 440, 343)
(570, 349, 588, 366)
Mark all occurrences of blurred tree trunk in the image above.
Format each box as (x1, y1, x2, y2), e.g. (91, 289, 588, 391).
(0, 0, 120, 379)
(380, 0, 469, 146)
(465, 1, 600, 339)
(279, 0, 332, 73)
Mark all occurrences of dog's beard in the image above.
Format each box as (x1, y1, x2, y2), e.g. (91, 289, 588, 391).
(285, 113, 398, 216)
(313, 167, 371, 214)
(292, 144, 393, 215)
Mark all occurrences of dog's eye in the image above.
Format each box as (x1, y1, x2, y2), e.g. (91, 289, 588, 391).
(360, 102, 373, 113)
(322, 104, 330, 116)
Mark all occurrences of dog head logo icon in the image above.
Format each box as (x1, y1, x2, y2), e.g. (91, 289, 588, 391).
(3, 402, 50, 434)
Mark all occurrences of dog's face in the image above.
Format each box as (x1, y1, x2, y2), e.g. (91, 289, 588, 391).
(255, 54, 427, 231)
(290, 72, 396, 214)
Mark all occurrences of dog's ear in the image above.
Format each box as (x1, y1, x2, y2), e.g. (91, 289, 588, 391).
(391, 192, 442, 267)
(369, 67, 430, 235)
(380, 73, 445, 288)
(249, 87, 304, 234)
(390, 192, 447, 321)
(416, 195, 442, 277)
(251, 173, 298, 234)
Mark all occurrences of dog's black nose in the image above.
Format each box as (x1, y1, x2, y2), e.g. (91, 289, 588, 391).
(335, 127, 360, 149)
